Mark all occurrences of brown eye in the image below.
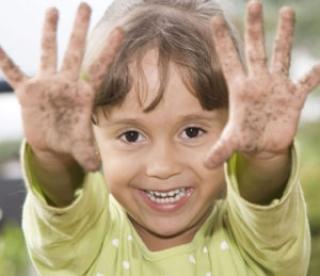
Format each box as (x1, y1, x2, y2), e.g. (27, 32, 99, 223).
(182, 127, 205, 139)
(120, 130, 145, 143)
(124, 131, 139, 142)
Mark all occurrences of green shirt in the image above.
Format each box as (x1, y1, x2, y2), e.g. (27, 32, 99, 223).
(21, 142, 310, 276)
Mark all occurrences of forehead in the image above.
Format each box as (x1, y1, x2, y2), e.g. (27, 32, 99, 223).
(131, 48, 161, 99)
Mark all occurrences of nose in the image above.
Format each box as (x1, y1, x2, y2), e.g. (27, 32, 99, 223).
(145, 144, 182, 179)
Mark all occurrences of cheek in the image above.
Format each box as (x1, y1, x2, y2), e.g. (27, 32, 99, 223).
(101, 150, 142, 190)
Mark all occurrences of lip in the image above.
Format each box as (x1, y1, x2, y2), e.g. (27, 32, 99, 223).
(137, 187, 194, 213)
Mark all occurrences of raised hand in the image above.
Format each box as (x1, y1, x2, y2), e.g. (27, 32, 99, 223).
(205, 0, 320, 168)
(0, 3, 123, 171)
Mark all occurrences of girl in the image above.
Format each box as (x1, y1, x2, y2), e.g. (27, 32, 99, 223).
(0, 0, 319, 275)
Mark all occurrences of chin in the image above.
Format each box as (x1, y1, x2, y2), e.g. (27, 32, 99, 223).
(146, 218, 198, 240)
(151, 226, 187, 239)
(130, 215, 190, 237)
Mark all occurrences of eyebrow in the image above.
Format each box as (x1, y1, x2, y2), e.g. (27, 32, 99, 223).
(175, 113, 220, 123)
(103, 112, 220, 126)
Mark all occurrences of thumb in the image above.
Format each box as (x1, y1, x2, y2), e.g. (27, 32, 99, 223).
(204, 124, 237, 169)
(72, 142, 101, 172)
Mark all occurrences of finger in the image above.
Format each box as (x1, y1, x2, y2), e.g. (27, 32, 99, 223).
(271, 7, 295, 76)
(40, 7, 59, 75)
(87, 27, 124, 92)
(296, 64, 320, 96)
(211, 16, 245, 85)
(245, 0, 268, 74)
(0, 47, 28, 88)
(204, 124, 238, 169)
(60, 3, 91, 80)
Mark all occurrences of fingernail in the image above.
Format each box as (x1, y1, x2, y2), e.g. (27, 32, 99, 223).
(78, 2, 92, 20)
(88, 161, 100, 172)
(79, 2, 91, 12)
(248, 0, 262, 10)
(279, 6, 295, 19)
(204, 157, 217, 169)
(109, 27, 124, 42)
(250, 0, 261, 4)
(47, 7, 59, 18)
(84, 157, 101, 172)
(211, 15, 225, 26)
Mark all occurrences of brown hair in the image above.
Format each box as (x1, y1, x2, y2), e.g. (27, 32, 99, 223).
(83, 0, 241, 120)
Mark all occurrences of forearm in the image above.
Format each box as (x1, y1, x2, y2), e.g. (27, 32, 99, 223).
(236, 149, 291, 205)
(227, 146, 310, 276)
(29, 147, 85, 207)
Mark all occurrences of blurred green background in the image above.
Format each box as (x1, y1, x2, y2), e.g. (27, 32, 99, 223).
(0, 0, 319, 275)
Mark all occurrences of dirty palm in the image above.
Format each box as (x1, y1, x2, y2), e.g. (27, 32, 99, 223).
(0, 0, 319, 275)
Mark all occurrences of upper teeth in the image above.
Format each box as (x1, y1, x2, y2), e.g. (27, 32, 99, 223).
(146, 188, 186, 198)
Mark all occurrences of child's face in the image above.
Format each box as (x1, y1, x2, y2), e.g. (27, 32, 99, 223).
(93, 49, 227, 249)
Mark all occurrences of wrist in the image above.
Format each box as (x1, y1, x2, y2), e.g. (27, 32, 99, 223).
(27, 144, 85, 207)
(240, 147, 290, 164)
(236, 148, 291, 205)
(30, 146, 77, 170)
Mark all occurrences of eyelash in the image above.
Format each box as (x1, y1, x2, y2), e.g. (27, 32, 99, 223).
(119, 127, 206, 144)
(119, 130, 146, 144)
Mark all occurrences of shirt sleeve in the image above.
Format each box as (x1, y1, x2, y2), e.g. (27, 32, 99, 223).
(20, 141, 111, 275)
(224, 143, 311, 276)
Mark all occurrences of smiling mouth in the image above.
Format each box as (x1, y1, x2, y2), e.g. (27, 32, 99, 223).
(143, 187, 193, 204)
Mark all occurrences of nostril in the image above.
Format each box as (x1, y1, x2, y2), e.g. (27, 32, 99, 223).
(145, 163, 181, 179)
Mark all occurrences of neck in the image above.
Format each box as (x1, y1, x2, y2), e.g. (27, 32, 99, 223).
(129, 207, 212, 252)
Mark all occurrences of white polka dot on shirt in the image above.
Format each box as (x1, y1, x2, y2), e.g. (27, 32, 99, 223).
(220, 240, 229, 251)
(188, 255, 196, 264)
(112, 239, 119, 247)
(122, 260, 130, 270)
(96, 273, 104, 276)
(128, 235, 133, 241)
(205, 272, 212, 276)
(203, 246, 208, 254)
